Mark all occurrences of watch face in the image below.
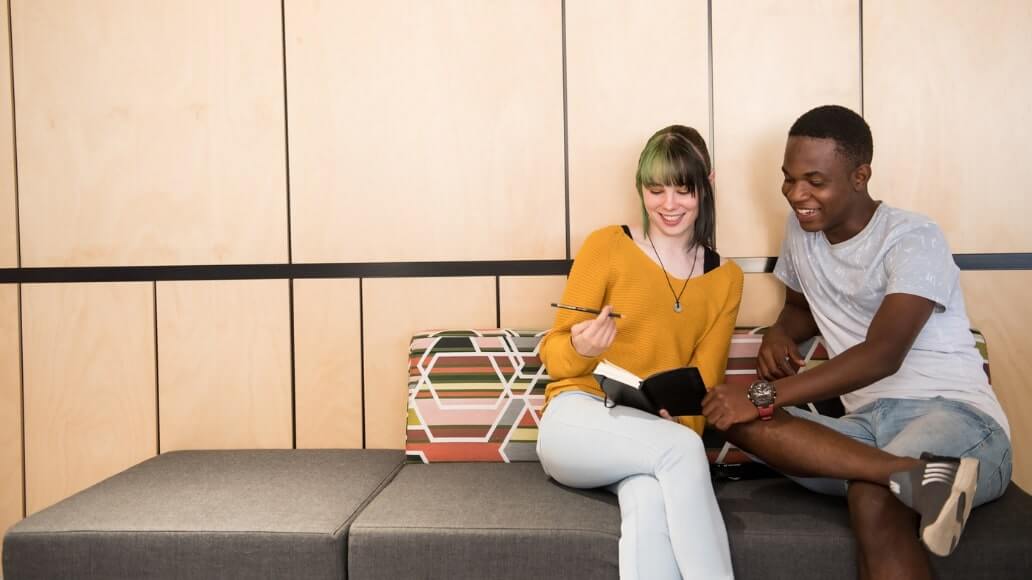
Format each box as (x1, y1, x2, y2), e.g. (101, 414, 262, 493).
(748, 381, 776, 407)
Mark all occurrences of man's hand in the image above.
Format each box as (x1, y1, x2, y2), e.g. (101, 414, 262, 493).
(570, 305, 617, 358)
(758, 326, 805, 380)
(702, 383, 760, 431)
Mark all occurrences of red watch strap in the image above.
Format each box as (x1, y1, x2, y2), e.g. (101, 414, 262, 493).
(757, 405, 774, 421)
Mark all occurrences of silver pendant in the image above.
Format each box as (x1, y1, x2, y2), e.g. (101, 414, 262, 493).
(674, 301, 682, 313)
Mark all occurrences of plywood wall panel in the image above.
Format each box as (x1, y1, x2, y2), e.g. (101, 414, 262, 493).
(286, 0, 565, 263)
(864, 0, 1032, 252)
(712, 0, 860, 257)
(0, 2, 16, 268)
(499, 275, 568, 330)
(13, 0, 287, 266)
(293, 279, 363, 449)
(0, 285, 22, 553)
(566, 0, 709, 253)
(737, 273, 785, 328)
(157, 280, 291, 451)
(363, 277, 496, 449)
(22, 282, 155, 513)
(961, 271, 1032, 491)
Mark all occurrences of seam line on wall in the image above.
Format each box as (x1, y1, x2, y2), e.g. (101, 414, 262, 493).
(281, 0, 293, 264)
(17, 282, 25, 517)
(7, 0, 21, 268)
(288, 278, 296, 449)
(561, 0, 570, 260)
(495, 276, 501, 327)
(153, 282, 160, 454)
(359, 279, 366, 449)
(859, 0, 865, 116)
(1, 254, 1031, 284)
(706, 0, 716, 245)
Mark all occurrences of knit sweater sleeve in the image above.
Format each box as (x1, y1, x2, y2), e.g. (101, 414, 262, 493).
(539, 228, 615, 379)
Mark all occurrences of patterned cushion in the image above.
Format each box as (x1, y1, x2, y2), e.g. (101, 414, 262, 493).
(405, 327, 990, 465)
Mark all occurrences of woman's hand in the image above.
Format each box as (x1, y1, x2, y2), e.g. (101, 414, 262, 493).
(757, 326, 805, 380)
(570, 306, 617, 358)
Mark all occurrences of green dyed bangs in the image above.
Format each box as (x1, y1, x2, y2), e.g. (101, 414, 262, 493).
(635, 145, 708, 195)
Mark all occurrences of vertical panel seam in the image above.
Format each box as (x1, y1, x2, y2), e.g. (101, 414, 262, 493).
(495, 276, 501, 328)
(7, 0, 21, 268)
(17, 283, 25, 517)
(288, 279, 296, 449)
(859, 0, 865, 116)
(359, 279, 366, 449)
(281, 0, 293, 264)
(561, 0, 570, 260)
(706, 0, 716, 245)
(153, 282, 160, 455)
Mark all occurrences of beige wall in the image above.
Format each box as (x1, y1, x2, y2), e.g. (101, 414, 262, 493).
(1, 0, 1030, 526)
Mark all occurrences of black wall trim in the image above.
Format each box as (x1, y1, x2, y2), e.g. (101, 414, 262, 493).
(2, 254, 1030, 284)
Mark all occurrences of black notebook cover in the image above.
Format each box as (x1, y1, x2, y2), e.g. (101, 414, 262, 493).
(594, 366, 708, 416)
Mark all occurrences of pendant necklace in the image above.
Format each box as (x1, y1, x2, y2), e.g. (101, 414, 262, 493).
(646, 234, 698, 313)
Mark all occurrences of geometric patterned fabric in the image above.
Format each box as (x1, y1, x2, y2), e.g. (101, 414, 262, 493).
(405, 327, 990, 464)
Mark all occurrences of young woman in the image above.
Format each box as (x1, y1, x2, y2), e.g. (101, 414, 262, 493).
(537, 125, 742, 580)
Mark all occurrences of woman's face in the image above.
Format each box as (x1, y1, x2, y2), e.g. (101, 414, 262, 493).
(642, 184, 699, 240)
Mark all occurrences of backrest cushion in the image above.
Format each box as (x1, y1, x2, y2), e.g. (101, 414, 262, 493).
(405, 327, 989, 464)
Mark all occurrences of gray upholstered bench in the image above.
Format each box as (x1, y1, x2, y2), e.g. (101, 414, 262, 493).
(385, 328, 1032, 580)
(2, 449, 403, 580)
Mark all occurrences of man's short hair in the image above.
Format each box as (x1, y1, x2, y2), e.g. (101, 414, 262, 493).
(789, 105, 873, 168)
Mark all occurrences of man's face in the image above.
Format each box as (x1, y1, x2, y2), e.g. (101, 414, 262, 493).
(781, 136, 865, 243)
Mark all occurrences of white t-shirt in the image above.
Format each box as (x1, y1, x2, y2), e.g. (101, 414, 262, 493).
(773, 203, 1010, 438)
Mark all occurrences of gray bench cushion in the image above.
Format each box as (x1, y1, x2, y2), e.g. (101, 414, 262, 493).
(349, 462, 1032, 580)
(720, 478, 1032, 580)
(348, 463, 621, 580)
(2, 449, 404, 580)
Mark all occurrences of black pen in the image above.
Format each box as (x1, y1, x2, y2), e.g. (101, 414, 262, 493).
(550, 303, 623, 318)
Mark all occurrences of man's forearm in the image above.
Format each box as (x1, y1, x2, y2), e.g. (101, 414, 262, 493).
(772, 303, 819, 342)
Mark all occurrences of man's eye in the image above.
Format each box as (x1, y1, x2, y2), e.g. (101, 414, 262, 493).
(809, 181, 824, 187)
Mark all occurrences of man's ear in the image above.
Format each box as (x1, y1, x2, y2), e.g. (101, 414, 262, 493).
(853, 164, 871, 191)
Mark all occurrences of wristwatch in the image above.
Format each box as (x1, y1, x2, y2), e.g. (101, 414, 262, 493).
(747, 380, 777, 421)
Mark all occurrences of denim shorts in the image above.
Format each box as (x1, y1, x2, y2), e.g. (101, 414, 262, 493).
(783, 397, 1012, 507)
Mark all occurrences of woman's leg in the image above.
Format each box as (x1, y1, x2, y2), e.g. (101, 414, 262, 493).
(539, 393, 733, 579)
(608, 475, 681, 580)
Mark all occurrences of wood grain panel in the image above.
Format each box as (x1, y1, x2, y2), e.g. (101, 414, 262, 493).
(864, 0, 1032, 252)
(0, 2, 16, 268)
(286, 0, 565, 263)
(157, 280, 291, 451)
(960, 271, 1032, 491)
(22, 282, 155, 513)
(566, 0, 709, 253)
(293, 279, 362, 449)
(499, 276, 568, 330)
(737, 273, 785, 328)
(13, 0, 287, 266)
(363, 277, 496, 449)
(0, 285, 21, 549)
(712, 0, 860, 257)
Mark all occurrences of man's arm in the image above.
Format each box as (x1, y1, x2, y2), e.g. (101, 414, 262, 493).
(772, 292, 935, 407)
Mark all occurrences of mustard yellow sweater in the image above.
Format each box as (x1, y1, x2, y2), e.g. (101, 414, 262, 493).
(540, 226, 744, 435)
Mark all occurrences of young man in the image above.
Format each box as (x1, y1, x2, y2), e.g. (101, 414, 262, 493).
(702, 105, 1011, 580)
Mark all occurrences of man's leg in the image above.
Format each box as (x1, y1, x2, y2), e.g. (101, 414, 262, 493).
(723, 403, 928, 578)
(848, 481, 930, 580)
(724, 406, 922, 485)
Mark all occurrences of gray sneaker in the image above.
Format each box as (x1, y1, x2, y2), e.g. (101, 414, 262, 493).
(888, 452, 979, 557)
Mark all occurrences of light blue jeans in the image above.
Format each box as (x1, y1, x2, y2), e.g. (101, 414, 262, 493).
(537, 392, 733, 580)
(783, 397, 1012, 507)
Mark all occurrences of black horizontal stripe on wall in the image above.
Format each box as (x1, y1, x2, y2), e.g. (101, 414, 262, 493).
(1, 254, 1030, 284)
